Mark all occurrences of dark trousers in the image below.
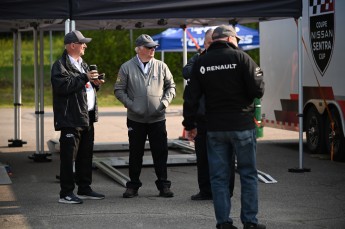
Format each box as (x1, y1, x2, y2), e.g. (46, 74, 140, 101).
(126, 118, 171, 190)
(59, 125, 94, 198)
(195, 120, 235, 197)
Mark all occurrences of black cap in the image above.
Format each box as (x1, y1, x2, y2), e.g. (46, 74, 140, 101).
(64, 30, 92, 44)
(212, 25, 241, 40)
(135, 34, 159, 47)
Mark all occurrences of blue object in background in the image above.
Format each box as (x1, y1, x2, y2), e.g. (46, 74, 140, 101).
(152, 25, 259, 52)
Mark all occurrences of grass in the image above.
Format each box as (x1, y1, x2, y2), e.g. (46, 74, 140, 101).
(0, 65, 184, 108)
(1, 26, 259, 108)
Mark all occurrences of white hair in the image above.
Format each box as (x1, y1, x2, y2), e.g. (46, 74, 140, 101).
(205, 28, 214, 37)
(135, 46, 145, 54)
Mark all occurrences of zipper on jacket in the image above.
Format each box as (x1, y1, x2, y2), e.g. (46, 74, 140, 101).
(75, 93, 81, 109)
(64, 98, 69, 117)
(148, 75, 153, 86)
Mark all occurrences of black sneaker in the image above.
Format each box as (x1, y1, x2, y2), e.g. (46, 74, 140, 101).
(58, 194, 83, 204)
(216, 222, 238, 229)
(77, 190, 105, 200)
(191, 192, 212, 200)
(159, 187, 174, 198)
(243, 223, 266, 229)
(123, 188, 138, 198)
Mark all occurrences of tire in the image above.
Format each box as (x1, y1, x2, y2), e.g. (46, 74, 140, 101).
(306, 106, 325, 154)
(325, 108, 345, 161)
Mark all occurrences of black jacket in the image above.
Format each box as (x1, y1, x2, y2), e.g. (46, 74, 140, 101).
(51, 49, 99, 131)
(182, 52, 206, 122)
(183, 41, 264, 131)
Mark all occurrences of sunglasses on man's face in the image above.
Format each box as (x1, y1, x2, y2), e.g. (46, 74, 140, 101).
(144, 46, 156, 50)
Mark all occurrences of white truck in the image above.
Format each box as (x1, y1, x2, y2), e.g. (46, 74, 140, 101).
(260, 0, 345, 161)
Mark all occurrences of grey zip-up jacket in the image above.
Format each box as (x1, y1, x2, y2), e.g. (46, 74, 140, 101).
(114, 56, 176, 123)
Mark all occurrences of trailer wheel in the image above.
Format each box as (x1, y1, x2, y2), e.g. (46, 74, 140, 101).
(325, 108, 345, 161)
(306, 107, 325, 154)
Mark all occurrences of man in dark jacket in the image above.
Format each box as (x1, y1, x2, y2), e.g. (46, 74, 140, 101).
(183, 28, 235, 201)
(183, 25, 265, 229)
(51, 30, 105, 204)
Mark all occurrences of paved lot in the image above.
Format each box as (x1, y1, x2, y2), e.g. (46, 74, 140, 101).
(1, 107, 345, 229)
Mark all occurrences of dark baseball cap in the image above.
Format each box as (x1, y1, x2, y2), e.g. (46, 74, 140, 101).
(135, 34, 159, 47)
(212, 25, 241, 41)
(64, 30, 92, 44)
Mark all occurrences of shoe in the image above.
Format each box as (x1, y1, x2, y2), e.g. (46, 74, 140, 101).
(58, 193, 83, 204)
(159, 187, 174, 198)
(77, 190, 105, 200)
(243, 223, 266, 229)
(191, 192, 212, 200)
(216, 222, 238, 229)
(123, 188, 138, 198)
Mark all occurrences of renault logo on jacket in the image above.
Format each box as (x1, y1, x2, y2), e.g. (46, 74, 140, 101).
(200, 64, 237, 74)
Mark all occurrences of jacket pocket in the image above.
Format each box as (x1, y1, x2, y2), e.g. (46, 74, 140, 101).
(148, 96, 165, 117)
(129, 96, 146, 116)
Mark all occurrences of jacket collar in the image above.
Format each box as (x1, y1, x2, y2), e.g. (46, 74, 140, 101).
(62, 49, 87, 73)
(208, 40, 238, 51)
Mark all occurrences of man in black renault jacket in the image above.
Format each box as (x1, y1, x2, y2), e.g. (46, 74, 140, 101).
(183, 28, 235, 201)
(182, 25, 265, 229)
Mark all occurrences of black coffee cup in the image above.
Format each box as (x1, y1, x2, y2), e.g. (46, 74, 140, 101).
(89, 65, 98, 72)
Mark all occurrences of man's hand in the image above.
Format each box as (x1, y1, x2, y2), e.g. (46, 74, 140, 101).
(86, 70, 98, 80)
(91, 78, 105, 86)
(87, 71, 105, 85)
(185, 128, 197, 141)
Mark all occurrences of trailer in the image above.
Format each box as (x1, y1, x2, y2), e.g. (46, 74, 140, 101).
(260, 0, 345, 161)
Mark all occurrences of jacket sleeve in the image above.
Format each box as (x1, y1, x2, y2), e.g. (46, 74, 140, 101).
(114, 65, 133, 109)
(160, 64, 176, 108)
(182, 60, 203, 130)
(241, 53, 265, 100)
(51, 60, 88, 96)
(182, 53, 199, 80)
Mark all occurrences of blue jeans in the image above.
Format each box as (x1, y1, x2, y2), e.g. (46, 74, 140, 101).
(207, 129, 258, 225)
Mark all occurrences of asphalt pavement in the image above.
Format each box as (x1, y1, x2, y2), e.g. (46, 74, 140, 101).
(0, 107, 345, 229)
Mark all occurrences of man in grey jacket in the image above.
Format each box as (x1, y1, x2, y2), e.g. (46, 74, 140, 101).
(114, 34, 176, 198)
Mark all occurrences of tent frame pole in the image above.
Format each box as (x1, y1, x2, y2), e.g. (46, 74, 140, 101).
(8, 30, 27, 147)
(289, 17, 311, 173)
(182, 27, 187, 88)
(28, 26, 51, 162)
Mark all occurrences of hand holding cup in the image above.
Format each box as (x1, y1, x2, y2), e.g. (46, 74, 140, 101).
(87, 65, 105, 85)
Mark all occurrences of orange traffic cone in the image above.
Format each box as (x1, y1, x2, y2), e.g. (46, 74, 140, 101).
(179, 128, 188, 140)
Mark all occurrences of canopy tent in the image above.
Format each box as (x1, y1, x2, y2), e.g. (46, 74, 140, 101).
(152, 25, 259, 52)
(0, 0, 306, 170)
(0, 0, 301, 31)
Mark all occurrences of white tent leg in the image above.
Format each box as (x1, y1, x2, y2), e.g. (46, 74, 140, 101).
(182, 27, 187, 88)
(65, 19, 70, 33)
(130, 29, 133, 55)
(49, 31, 53, 70)
(34, 27, 39, 154)
(289, 17, 310, 173)
(28, 27, 51, 162)
(9, 30, 27, 147)
(39, 30, 45, 155)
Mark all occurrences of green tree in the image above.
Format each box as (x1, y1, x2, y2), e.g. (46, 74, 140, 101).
(0, 24, 259, 107)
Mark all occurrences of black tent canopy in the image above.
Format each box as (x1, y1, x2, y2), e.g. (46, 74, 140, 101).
(0, 0, 301, 31)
